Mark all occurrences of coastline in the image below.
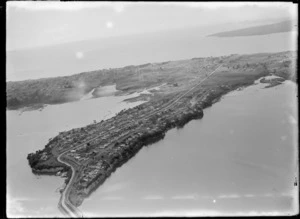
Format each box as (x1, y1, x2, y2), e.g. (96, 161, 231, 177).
(57, 75, 266, 208)
(68, 73, 296, 208)
(79, 76, 297, 216)
(24, 52, 296, 216)
(25, 74, 294, 216)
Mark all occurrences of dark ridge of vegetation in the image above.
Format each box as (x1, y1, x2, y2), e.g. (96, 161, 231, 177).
(208, 20, 296, 37)
(137, 63, 152, 68)
(71, 106, 205, 207)
(6, 51, 296, 110)
(26, 50, 296, 208)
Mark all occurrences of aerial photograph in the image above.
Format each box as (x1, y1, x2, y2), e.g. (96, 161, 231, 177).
(6, 1, 298, 217)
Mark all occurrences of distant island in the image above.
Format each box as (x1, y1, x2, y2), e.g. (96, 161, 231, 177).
(22, 51, 296, 217)
(208, 20, 296, 37)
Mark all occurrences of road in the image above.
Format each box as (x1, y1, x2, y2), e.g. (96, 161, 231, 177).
(56, 124, 110, 217)
(58, 150, 83, 217)
(56, 64, 222, 217)
(139, 64, 223, 121)
(155, 65, 222, 111)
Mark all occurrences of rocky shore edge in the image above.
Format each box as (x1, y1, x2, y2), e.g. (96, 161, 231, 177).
(69, 80, 260, 207)
(27, 72, 291, 208)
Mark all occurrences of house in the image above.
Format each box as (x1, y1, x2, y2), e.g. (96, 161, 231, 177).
(41, 154, 48, 160)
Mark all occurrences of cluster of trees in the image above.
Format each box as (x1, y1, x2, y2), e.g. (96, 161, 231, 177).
(6, 70, 114, 109)
(27, 152, 42, 168)
(3, 59, 191, 109)
(7, 52, 295, 110)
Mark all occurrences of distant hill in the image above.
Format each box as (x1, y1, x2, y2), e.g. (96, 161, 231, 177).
(208, 20, 296, 37)
(6, 51, 296, 110)
(7, 18, 296, 82)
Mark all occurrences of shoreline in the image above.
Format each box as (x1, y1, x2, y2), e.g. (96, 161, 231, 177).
(60, 76, 264, 208)
(7, 51, 296, 111)
(79, 77, 297, 216)
(25, 54, 295, 216)
(30, 77, 259, 195)
(65, 74, 295, 208)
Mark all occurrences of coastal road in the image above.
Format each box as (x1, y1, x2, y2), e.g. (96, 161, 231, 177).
(56, 125, 111, 217)
(55, 64, 223, 217)
(58, 150, 84, 217)
(98, 64, 224, 155)
(139, 64, 223, 120)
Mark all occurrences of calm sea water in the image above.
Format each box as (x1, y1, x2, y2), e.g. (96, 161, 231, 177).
(79, 79, 298, 217)
(6, 91, 145, 218)
(6, 32, 298, 217)
(6, 32, 297, 81)
(7, 78, 298, 217)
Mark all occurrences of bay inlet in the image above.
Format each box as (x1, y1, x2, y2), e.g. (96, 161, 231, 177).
(6, 89, 145, 217)
(80, 78, 298, 217)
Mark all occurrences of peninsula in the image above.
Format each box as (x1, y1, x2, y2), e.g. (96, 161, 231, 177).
(24, 51, 296, 217)
(208, 20, 296, 37)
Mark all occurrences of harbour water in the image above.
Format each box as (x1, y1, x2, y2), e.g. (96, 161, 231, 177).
(7, 76, 298, 217)
(6, 32, 297, 82)
(80, 79, 298, 216)
(6, 91, 145, 217)
(6, 31, 298, 217)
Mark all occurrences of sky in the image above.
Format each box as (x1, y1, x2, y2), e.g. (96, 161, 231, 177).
(6, 2, 298, 51)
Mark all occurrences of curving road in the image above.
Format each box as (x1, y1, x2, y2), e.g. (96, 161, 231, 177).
(56, 64, 223, 217)
(58, 152, 82, 217)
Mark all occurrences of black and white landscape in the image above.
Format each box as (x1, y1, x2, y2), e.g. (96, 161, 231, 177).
(6, 2, 298, 218)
